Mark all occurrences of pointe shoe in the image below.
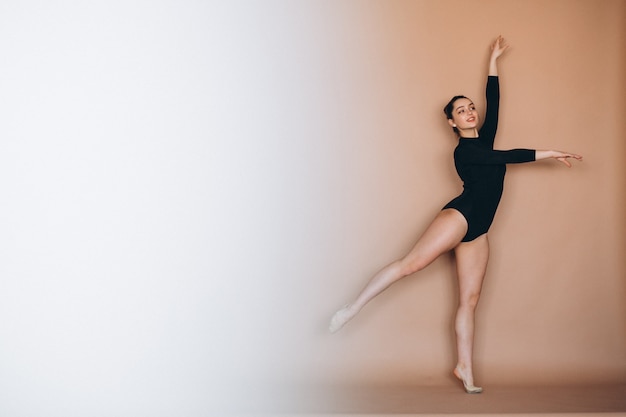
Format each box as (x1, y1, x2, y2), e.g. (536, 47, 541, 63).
(329, 305, 353, 333)
(454, 367, 483, 394)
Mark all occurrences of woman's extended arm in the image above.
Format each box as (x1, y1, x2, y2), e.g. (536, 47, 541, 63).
(458, 146, 582, 167)
(535, 150, 583, 167)
(489, 35, 509, 76)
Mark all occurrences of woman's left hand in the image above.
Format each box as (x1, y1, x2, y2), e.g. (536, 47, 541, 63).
(490, 35, 509, 60)
(535, 150, 583, 167)
(555, 152, 583, 167)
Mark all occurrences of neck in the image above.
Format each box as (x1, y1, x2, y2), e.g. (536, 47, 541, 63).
(458, 128, 478, 138)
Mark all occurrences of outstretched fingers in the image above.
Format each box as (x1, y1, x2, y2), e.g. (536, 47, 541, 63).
(490, 35, 509, 57)
(556, 152, 583, 167)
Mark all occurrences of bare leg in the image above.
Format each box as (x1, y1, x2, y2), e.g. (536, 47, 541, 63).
(329, 209, 467, 333)
(452, 233, 489, 393)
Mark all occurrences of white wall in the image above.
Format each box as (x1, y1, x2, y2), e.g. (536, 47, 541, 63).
(0, 1, 624, 416)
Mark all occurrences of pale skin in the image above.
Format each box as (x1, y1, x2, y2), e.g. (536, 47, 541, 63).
(329, 36, 583, 393)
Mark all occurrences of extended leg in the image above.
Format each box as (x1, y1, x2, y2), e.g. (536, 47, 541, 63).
(453, 233, 489, 393)
(329, 209, 467, 333)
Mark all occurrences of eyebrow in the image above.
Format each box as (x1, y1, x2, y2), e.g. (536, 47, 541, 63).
(454, 103, 475, 112)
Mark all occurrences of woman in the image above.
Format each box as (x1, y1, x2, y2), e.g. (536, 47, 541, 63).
(328, 36, 582, 394)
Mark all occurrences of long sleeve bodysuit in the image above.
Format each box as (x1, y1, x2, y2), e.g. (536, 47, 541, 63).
(443, 76, 535, 242)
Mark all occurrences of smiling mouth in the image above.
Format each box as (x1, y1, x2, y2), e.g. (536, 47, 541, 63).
(467, 117, 476, 122)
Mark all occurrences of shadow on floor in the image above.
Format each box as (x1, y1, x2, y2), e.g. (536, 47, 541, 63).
(232, 383, 626, 416)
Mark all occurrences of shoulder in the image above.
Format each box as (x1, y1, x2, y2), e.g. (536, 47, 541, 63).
(454, 140, 475, 157)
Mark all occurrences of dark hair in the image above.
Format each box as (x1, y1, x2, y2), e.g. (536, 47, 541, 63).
(443, 95, 468, 134)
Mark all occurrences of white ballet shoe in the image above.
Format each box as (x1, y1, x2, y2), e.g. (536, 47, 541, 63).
(329, 305, 354, 333)
(454, 367, 483, 394)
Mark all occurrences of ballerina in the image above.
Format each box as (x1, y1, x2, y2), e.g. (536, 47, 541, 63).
(329, 36, 582, 394)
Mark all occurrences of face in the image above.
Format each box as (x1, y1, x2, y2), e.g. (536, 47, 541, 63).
(448, 98, 479, 132)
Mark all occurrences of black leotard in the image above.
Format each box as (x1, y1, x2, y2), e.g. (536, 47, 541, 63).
(443, 76, 536, 242)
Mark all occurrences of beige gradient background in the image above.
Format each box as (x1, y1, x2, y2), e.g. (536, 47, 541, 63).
(245, 0, 626, 392)
(0, 0, 624, 415)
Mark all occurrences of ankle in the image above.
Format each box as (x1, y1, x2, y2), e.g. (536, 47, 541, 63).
(455, 363, 469, 373)
(454, 364, 473, 381)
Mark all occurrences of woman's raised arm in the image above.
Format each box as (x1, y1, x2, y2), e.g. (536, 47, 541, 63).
(489, 35, 509, 76)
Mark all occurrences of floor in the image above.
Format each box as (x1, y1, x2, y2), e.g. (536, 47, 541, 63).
(229, 383, 626, 416)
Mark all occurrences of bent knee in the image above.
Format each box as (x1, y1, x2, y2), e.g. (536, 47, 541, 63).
(399, 257, 428, 276)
